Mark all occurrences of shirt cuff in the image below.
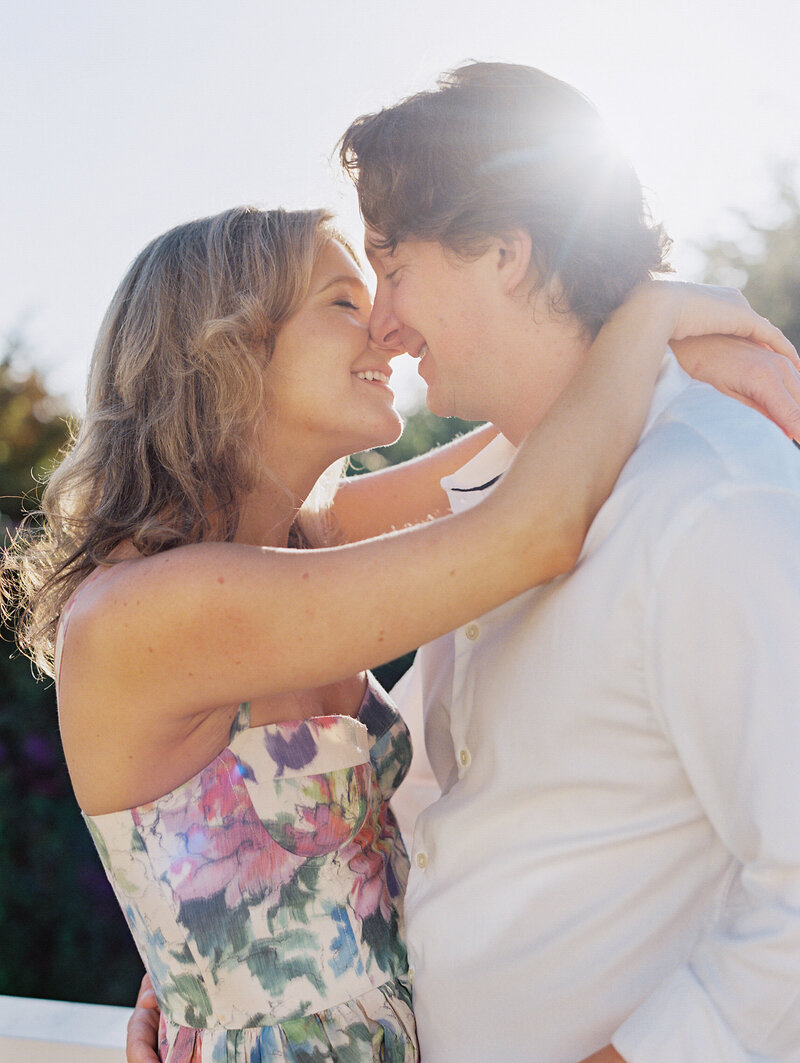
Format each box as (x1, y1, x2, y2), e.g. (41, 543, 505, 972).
(611, 966, 748, 1063)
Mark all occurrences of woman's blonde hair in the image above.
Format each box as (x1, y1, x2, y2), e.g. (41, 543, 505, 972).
(7, 206, 346, 676)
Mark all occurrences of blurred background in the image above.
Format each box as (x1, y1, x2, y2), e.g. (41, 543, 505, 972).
(1, 0, 799, 1005)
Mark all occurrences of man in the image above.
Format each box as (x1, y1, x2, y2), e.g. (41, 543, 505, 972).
(339, 63, 800, 1062)
(127, 63, 800, 1062)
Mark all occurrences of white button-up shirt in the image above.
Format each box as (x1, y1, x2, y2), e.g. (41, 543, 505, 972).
(402, 352, 800, 1063)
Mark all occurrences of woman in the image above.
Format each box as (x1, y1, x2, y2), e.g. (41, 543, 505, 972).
(7, 206, 797, 1063)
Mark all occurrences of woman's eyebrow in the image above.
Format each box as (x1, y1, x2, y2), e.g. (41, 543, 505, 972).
(316, 274, 367, 294)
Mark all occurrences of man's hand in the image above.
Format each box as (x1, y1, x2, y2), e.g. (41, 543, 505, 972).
(577, 1046, 627, 1063)
(126, 973, 161, 1063)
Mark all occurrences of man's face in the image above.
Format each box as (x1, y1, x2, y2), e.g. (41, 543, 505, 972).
(365, 232, 508, 424)
(365, 229, 591, 440)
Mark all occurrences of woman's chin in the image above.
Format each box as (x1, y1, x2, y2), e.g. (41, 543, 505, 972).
(366, 411, 404, 449)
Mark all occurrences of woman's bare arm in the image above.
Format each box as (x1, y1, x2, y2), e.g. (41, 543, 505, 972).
(333, 318, 800, 545)
(331, 423, 498, 541)
(63, 282, 797, 724)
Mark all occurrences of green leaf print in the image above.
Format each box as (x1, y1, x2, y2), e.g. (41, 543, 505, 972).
(179, 891, 252, 961)
(84, 816, 112, 870)
(168, 971, 213, 1027)
(245, 937, 327, 999)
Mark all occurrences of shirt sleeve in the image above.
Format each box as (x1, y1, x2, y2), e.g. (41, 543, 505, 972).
(613, 485, 800, 1063)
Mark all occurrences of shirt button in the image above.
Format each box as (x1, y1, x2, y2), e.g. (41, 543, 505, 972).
(459, 747, 471, 768)
(465, 623, 480, 641)
(416, 851, 428, 870)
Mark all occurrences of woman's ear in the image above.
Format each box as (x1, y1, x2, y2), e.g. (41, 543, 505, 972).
(496, 230, 533, 295)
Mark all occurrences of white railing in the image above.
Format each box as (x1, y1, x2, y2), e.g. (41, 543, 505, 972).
(0, 994, 131, 1062)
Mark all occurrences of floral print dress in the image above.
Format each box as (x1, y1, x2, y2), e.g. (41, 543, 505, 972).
(84, 674, 417, 1062)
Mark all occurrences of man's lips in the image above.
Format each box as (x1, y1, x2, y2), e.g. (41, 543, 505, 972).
(416, 342, 431, 381)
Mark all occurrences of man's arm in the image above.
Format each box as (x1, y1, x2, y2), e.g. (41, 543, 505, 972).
(613, 483, 800, 1063)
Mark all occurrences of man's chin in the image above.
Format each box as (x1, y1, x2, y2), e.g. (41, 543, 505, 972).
(424, 387, 457, 421)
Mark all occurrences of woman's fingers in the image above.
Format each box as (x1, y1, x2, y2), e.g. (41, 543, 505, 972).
(741, 358, 800, 440)
(672, 334, 800, 440)
(666, 282, 798, 366)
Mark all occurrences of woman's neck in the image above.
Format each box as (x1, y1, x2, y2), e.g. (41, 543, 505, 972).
(234, 472, 309, 548)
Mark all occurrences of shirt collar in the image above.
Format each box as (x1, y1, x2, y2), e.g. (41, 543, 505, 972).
(640, 346, 691, 440)
(440, 433, 517, 513)
(440, 347, 689, 513)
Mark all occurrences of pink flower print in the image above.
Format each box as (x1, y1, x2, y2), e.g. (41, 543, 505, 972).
(160, 1018, 203, 1063)
(342, 810, 393, 922)
(283, 798, 357, 858)
(277, 767, 370, 858)
(150, 751, 300, 911)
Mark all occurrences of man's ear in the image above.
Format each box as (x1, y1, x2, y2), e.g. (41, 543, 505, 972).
(495, 230, 533, 295)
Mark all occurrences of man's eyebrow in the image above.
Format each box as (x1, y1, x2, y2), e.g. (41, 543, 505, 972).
(364, 240, 394, 261)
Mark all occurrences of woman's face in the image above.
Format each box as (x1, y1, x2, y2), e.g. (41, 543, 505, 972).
(263, 240, 403, 470)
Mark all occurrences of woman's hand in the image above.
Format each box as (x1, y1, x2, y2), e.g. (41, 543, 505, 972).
(626, 280, 797, 362)
(616, 281, 800, 439)
(672, 334, 800, 440)
(126, 973, 160, 1063)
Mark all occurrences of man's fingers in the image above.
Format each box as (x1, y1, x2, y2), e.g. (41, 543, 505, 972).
(135, 973, 158, 1009)
(126, 1004, 160, 1063)
(127, 974, 160, 1063)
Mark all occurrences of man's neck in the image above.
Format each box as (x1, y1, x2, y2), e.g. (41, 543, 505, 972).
(492, 344, 590, 446)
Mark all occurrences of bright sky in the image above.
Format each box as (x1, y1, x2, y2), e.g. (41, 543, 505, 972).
(2, 0, 799, 412)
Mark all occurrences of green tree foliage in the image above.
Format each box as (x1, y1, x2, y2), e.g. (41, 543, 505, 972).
(0, 333, 73, 525)
(700, 173, 800, 350)
(0, 337, 144, 1003)
(350, 407, 482, 475)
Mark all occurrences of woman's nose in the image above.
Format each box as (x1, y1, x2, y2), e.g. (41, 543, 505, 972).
(369, 288, 404, 351)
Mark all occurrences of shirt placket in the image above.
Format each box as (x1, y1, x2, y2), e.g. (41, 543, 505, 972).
(449, 619, 480, 779)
